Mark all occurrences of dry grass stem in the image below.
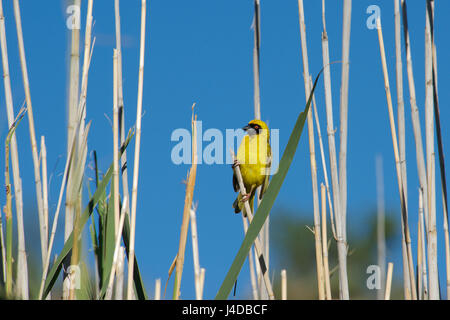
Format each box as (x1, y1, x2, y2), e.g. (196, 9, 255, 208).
(126, 0, 147, 299)
(376, 17, 417, 299)
(173, 105, 198, 300)
(384, 262, 394, 300)
(230, 150, 274, 300)
(281, 269, 287, 300)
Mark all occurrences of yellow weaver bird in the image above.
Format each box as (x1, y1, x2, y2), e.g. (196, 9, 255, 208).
(232, 119, 272, 217)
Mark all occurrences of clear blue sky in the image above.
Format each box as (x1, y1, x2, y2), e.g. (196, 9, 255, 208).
(0, 0, 449, 299)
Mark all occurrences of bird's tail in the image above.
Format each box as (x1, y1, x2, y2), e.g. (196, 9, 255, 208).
(233, 191, 255, 217)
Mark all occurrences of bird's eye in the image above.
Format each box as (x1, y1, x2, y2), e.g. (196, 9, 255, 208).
(254, 125, 259, 130)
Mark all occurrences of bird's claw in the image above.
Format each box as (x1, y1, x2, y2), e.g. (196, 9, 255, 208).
(240, 193, 250, 203)
(232, 159, 241, 169)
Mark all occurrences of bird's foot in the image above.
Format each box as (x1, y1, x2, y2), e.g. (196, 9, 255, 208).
(232, 159, 241, 168)
(240, 193, 251, 203)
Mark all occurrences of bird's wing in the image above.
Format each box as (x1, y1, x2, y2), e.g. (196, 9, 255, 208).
(259, 150, 272, 200)
(232, 171, 239, 192)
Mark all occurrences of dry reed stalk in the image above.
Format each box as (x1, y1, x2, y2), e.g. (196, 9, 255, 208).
(394, 0, 408, 219)
(418, 188, 429, 299)
(115, 247, 126, 300)
(296, 0, 324, 300)
(155, 278, 161, 300)
(251, 1, 270, 299)
(13, 0, 52, 300)
(4, 107, 26, 298)
(320, 0, 349, 299)
(65, 0, 81, 246)
(41, 137, 49, 259)
(376, 17, 417, 299)
(310, 76, 336, 239)
(40, 136, 50, 299)
(38, 120, 92, 299)
(424, 3, 439, 300)
(321, 184, 332, 299)
(401, 0, 430, 233)
(394, 0, 412, 299)
(79, 0, 93, 134)
(199, 268, 205, 298)
(0, 202, 5, 284)
(68, 122, 91, 300)
(126, 0, 147, 300)
(106, 197, 128, 300)
(4, 123, 14, 298)
(426, 0, 449, 298)
(376, 156, 386, 300)
(173, 106, 198, 300)
(384, 262, 394, 300)
(338, 0, 352, 246)
(0, 0, 28, 299)
(189, 205, 203, 300)
(252, 0, 261, 121)
(113, 49, 120, 233)
(12, 0, 46, 255)
(114, 0, 131, 219)
(242, 213, 259, 300)
(281, 269, 287, 300)
(418, 191, 423, 299)
(230, 151, 274, 299)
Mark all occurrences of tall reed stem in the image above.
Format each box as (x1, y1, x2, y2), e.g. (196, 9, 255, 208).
(424, 1, 439, 299)
(126, 0, 147, 300)
(320, 0, 349, 299)
(376, 17, 417, 299)
(0, 0, 28, 299)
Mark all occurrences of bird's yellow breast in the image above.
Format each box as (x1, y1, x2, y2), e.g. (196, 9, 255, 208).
(237, 133, 271, 190)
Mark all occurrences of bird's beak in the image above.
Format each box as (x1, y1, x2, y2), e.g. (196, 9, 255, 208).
(242, 125, 251, 131)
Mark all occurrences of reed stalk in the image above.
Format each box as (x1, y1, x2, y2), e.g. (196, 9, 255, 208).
(105, 197, 128, 300)
(251, 1, 270, 299)
(154, 278, 161, 300)
(320, 0, 349, 299)
(65, 0, 81, 247)
(281, 269, 287, 300)
(114, 0, 131, 219)
(376, 155, 386, 300)
(190, 205, 203, 300)
(113, 49, 120, 233)
(0, 0, 28, 299)
(173, 107, 198, 300)
(384, 262, 394, 300)
(242, 213, 259, 300)
(310, 76, 336, 239)
(426, 0, 449, 299)
(4, 108, 26, 298)
(230, 151, 274, 300)
(401, 0, 430, 239)
(41, 137, 49, 266)
(115, 247, 125, 299)
(321, 184, 332, 300)
(376, 17, 417, 299)
(126, 0, 147, 300)
(297, 0, 324, 300)
(338, 0, 352, 246)
(418, 188, 429, 299)
(0, 202, 5, 284)
(38, 116, 91, 299)
(424, 2, 439, 300)
(394, 0, 412, 299)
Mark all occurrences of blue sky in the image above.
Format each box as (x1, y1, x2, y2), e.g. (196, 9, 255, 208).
(0, 0, 449, 299)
